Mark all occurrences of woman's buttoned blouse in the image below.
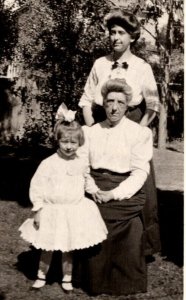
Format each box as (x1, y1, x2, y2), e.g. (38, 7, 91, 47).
(82, 117, 153, 200)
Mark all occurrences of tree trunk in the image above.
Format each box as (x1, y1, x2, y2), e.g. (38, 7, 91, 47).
(158, 100, 167, 149)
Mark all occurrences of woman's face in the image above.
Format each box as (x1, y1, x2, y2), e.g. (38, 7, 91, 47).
(103, 91, 128, 126)
(109, 24, 134, 53)
(58, 134, 79, 159)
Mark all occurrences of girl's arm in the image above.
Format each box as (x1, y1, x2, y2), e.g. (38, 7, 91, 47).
(33, 208, 42, 230)
(29, 160, 48, 212)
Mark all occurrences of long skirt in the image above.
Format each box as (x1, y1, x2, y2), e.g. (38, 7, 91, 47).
(73, 170, 147, 296)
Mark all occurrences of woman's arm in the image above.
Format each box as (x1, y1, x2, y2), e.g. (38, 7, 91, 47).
(111, 127, 153, 201)
(140, 109, 157, 126)
(142, 63, 160, 126)
(82, 106, 95, 126)
(93, 126, 153, 203)
(79, 62, 98, 126)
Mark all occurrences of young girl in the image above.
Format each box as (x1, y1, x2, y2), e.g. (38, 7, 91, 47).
(19, 103, 108, 293)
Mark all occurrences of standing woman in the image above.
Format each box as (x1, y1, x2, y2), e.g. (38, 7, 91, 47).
(78, 8, 161, 256)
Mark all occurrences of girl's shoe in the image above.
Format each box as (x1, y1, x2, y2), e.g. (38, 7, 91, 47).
(61, 274, 73, 294)
(61, 281, 73, 294)
(32, 269, 46, 289)
(32, 277, 46, 289)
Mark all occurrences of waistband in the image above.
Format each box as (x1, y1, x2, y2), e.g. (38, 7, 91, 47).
(91, 168, 130, 177)
(127, 106, 137, 112)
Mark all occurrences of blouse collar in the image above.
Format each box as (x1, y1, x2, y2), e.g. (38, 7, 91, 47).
(102, 116, 127, 129)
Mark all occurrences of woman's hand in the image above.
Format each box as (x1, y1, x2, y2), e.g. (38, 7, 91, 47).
(92, 190, 114, 203)
(33, 209, 41, 230)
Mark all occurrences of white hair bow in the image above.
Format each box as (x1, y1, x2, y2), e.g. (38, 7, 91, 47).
(55, 103, 76, 122)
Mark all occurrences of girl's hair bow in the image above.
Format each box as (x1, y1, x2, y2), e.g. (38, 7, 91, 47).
(55, 103, 76, 122)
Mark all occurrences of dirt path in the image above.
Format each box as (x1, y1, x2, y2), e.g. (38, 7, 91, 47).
(153, 147, 183, 192)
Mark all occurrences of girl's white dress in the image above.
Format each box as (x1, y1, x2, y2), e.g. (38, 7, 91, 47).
(19, 153, 108, 252)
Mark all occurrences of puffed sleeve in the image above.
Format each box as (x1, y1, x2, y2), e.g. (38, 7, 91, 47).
(142, 63, 160, 113)
(29, 160, 48, 211)
(112, 127, 153, 200)
(78, 62, 98, 108)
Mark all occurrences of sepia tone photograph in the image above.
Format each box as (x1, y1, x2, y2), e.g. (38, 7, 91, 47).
(0, 0, 183, 299)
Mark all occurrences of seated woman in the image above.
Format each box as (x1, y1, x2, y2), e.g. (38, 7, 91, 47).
(74, 78, 153, 296)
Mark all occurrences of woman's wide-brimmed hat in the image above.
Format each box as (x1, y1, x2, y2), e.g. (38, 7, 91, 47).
(104, 8, 141, 41)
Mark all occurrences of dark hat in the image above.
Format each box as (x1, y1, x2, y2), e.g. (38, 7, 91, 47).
(104, 8, 141, 41)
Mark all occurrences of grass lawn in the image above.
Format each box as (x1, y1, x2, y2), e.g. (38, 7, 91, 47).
(0, 200, 183, 300)
(0, 140, 183, 300)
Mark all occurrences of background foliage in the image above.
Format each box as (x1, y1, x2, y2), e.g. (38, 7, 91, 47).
(0, 0, 184, 147)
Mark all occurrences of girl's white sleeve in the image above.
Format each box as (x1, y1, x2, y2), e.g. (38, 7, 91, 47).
(112, 127, 153, 200)
(79, 126, 99, 194)
(78, 62, 98, 108)
(84, 166, 99, 194)
(29, 160, 48, 211)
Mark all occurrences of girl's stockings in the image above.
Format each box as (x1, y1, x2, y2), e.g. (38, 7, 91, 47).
(32, 250, 52, 288)
(62, 252, 73, 292)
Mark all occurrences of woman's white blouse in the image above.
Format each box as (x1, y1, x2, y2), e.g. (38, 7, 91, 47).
(79, 54, 159, 112)
(30, 153, 99, 211)
(82, 117, 153, 200)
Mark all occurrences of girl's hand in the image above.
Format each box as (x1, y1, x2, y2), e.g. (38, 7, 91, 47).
(92, 192, 102, 204)
(97, 190, 114, 203)
(93, 190, 114, 203)
(33, 210, 41, 230)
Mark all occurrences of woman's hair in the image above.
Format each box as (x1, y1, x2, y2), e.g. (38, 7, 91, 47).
(104, 8, 140, 41)
(101, 78, 133, 104)
(54, 120, 85, 146)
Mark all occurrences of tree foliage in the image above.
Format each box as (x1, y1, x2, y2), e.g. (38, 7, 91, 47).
(1, 0, 183, 146)
(0, 0, 18, 70)
(9, 0, 112, 146)
(132, 0, 184, 145)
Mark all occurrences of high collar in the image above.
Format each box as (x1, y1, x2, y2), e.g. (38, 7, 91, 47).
(112, 49, 133, 64)
(104, 116, 127, 128)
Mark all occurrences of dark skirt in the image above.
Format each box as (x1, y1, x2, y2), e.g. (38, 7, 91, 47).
(73, 170, 147, 296)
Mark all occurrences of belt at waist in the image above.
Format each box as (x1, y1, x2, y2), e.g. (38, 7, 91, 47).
(127, 106, 137, 112)
(91, 168, 130, 177)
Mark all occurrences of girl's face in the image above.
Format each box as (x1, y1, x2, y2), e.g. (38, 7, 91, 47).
(109, 25, 134, 53)
(58, 133, 79, 159)
(104, 91, 128, 126)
